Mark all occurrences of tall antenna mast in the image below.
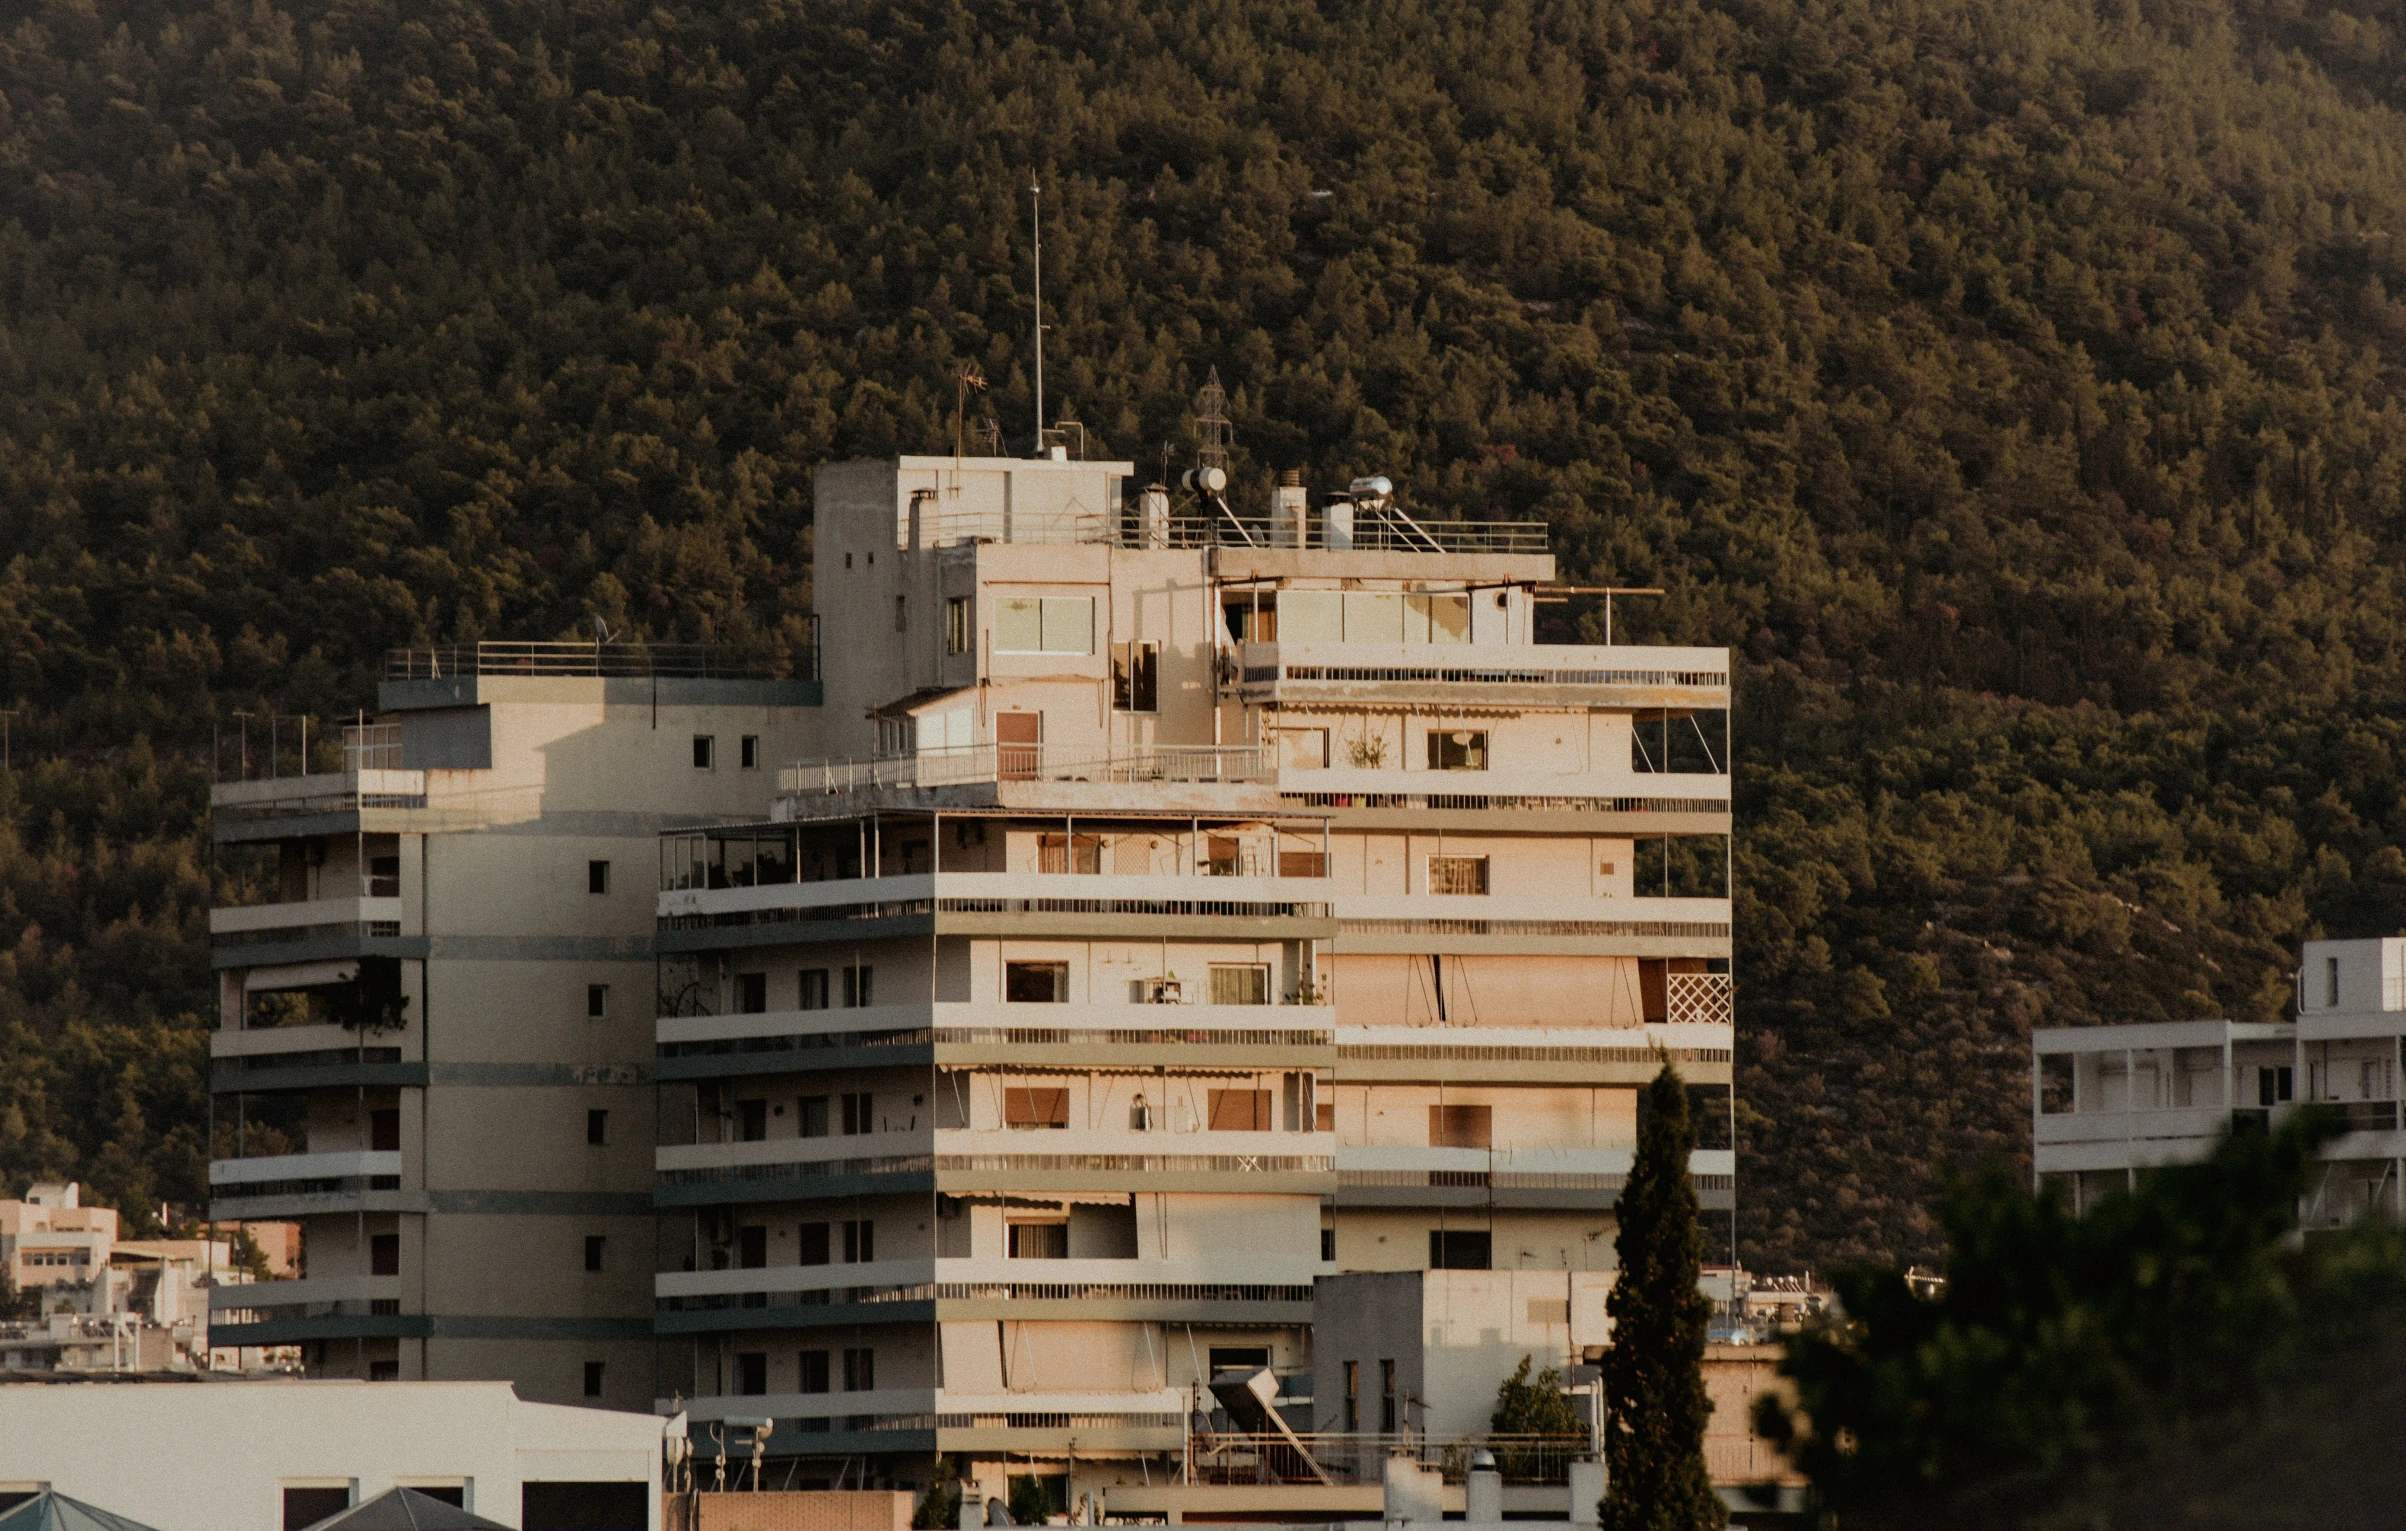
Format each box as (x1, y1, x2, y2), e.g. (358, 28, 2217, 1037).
(1030, 181, 1045, 454)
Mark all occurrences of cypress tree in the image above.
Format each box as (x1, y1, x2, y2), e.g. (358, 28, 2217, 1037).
(1602, 1063, 1725, 1531)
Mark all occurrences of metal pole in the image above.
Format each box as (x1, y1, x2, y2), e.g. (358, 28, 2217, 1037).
(1030, 182, 1045, 450)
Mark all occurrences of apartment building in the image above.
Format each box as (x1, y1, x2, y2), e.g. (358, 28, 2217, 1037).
(650, 455, 1735, 1502)
(2035, 936, 2406, 1224)
(205, 651, 820, 1406)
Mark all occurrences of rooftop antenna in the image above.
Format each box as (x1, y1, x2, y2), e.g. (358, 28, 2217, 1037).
(1029, 181, 1046, 455)
(953, 363, 988, 457)
(1192, 368, 1231, 476)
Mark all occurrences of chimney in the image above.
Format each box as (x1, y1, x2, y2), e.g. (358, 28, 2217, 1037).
(1274, 469, 1308, 548)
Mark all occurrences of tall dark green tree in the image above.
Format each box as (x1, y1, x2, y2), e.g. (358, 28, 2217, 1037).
(1602, 1064, 1724, 1531)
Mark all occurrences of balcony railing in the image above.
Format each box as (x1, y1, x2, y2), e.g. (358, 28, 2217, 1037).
(385, 636, 817, 681)
(1189, 1432, 1589, 1486)
(1125, 506, 1547, 554)
(778, 744, 1274, 798)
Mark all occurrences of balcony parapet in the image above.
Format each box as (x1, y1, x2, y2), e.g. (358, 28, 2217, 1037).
(206, 1275, 404, 1312)
(655, 1256, 1323, 1303)
(1238, 641, 1728, 708)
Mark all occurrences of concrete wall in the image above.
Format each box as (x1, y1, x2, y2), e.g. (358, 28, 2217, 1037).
(0, 1380, 660, 1531)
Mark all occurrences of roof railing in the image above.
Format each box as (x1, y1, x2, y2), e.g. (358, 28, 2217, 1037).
(384, 634, 818, 682)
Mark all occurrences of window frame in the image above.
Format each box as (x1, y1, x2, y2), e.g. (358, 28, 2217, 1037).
(1425, 729, 1489, 772)
(692, 735, 716, 770)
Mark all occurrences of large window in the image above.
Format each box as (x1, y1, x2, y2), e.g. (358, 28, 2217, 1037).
(1429, 1230, 1492, 1270)
(1208, 1087, 1272, 1130)
(1113, 641, 1159, 711)
(994, 596, 1095, 654)
(946, 597, 974, 656)
(1426, 729, 1488, 771)
(1038, 834, 1103, 874)
(1008, 1220, 1069, 1259)
(1429, 1104, 1492, 1147)
(1005, 1087, 1070, 1129)
(1006, 961, 1069, 1003)
(1272, 590, 1472, 644)
(1426, 855, 1489, 895)
(1209, 965, 1270, 1005)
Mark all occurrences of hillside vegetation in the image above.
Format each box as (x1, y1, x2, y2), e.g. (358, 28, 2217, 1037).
(6, 0, 2406, 1261)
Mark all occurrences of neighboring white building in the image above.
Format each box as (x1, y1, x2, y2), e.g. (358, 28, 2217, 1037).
(0, 1183, 261, 1376)
(650, 452, 1736, 1507)
(0, 1379, 660, 1531)
(2034, 936, 2406, 1226)
(205, 656, 822, 1405)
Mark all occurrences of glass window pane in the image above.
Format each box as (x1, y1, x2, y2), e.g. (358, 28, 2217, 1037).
(996, 598, 1043, 652)
(1343, 593, 1405, 643)
(1278, 591, 1342, 643)
(1041, 597, 1094, 654)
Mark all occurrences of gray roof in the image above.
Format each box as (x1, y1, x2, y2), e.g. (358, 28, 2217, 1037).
(298, 1488, 511, 1531)
(0, 1492, 166, 1531)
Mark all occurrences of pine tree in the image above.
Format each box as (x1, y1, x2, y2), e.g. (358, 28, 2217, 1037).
(1602, 1064, 1724, 1531)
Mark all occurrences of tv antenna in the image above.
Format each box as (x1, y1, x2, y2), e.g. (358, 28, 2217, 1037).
(1192, 368, 1231, 475)
(953, 363, 988, 457)
(1029, 181, 1047, 454)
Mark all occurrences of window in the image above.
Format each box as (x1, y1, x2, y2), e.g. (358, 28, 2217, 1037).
(843, 1347, 875, 1391)
(693, 735, 716, 770)
(2328, 956, 2341, 1007)
(1209, 965, 1269, 1006)
(1322, 1227, 1337, 1262)
(1430, 1229, 1492, 1269)
(371, 1233, 400, 1276)
(799, 969, 830, 1010)
(286, 1489, 352, 1531)
(740, 735, 760, 770)
(736, 1100, 767, 1142)
(895, 594, 909, 632)
(1038, 833, 1103, 874)
(736, 972, 768, 1014)
(586, 983, 609, 1019)
(1006, 962, 1069, 1003)
(1004, 1087, 1070, 1129)
(737, 1226, 767, 1269)
(840, 1092, 874, 1135)
(1008, 1221, 1068, 1259)
(368, 854, 401, 897)
(842, 964, 874, 1008)
(583, 1361, 605, 1398)
(794, 1348, 831, 1394)
(588, 859, 610, 894)
(1282, 1071, 1316, 1132)
(1380, 1359, 1397, 1432)
(1426, 855, 1489, 895)
(798, 1096, 830, 1138)
(842, 1219, 874, 1262)
(994, 596, 1095, 654)
(1208, 1088, 1272, 1131)
(1113, 641, 1160, 711)
(586, 1109, 609, 1146)
(584, 1235, 606, 1273)
(1430, 1104, 1491, 1148)
(370, 1109, 401, 1152)
(2260, 1066, 2295, 1106)
(1343, 1360, 1359, 1430)
(1426, 729, 1488, 771)
(735, 1352, 768, 1395)
(799, 1223, 831, 1265)
(946, 597, 973, 656)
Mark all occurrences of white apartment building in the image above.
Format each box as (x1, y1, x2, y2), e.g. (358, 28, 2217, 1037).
(2035, 936, 2406, 1224)
(205, 653, 821, 1406)
(648, 455, 1735, 1504)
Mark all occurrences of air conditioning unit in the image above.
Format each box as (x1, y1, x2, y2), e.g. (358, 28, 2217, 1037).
(1143, 977, 1184, 1005)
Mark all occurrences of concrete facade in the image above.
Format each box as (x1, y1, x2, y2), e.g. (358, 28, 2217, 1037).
(207, 666, 822, 1406)
(652, 456, 1735, 1501)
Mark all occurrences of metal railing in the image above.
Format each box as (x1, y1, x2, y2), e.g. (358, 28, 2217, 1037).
(1126, 509, 1548, 555)
(1666, 972, 1734, 1026)
(1188, 1432, 1589, 1485)
(779, 743, 1274, 796)
(385, 637, 816, 681)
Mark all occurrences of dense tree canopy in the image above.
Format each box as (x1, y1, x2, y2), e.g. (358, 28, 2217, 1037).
(6, 0, 2406, 1258)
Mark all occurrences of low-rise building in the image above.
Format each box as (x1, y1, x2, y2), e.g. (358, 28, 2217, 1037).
(0, 1379, 661, 1531)
(2034, 936, 2406, 1226)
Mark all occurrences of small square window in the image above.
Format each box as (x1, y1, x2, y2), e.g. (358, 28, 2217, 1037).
(1427, 729, 1488, 771)
(586, 983, 608, 1019)
(584, 1235, 606, 1272)
(737, 973, 768, 1014)
(735, 1351, 768, 1395)
(740, 735, 760, 769)
(1005, 961, 1069, 1003)
(798, 1096, 830, 1138)
(583, 1360, 605, 1397)
(586, 1109, 609, 1146)
(693, 735, 716, 770)
(800, 1348, 831, 1393)
(588, 859, 609, 894)
(842, 964, 873, 1008)
(841, 1092, 874, 1135)
(799, 969, 830, 1011)
(371, 1233, 401, 1276)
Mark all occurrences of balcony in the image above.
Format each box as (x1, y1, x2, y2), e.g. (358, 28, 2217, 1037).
(208, 1149, 419, 1219)
(1237, 642, 1728, 709)
(1334, 1146, 1734, 1210)
(655, 1255, 1322, 1306)
(208, 896, 417, 970)
(777, 744, 1277, 813)
(657, 1001, 1331, 1078)
(1332, 894, 1731, 955)
(206, 1274, 404, 1314)
(654, 1129, 1334, 1206)
(212, 1021, 423, 1094)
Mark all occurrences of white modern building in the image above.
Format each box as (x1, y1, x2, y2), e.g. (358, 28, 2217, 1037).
(648, 452, 1736, 1506)
(0, 1379, 660, 1530)
(2034, 936, 2406, 1225)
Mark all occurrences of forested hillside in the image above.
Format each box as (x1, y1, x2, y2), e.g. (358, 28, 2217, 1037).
(7, 0, 2406, 1263)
